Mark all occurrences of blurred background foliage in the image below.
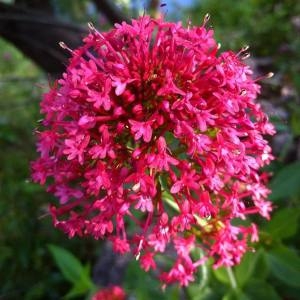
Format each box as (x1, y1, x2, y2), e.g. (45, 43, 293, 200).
(0, 0, 299, 299)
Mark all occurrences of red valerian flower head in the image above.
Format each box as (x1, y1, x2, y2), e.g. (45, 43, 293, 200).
(32, 15, 275, 286)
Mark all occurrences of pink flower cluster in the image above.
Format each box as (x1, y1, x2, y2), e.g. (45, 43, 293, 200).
(32, 16, 275, 286)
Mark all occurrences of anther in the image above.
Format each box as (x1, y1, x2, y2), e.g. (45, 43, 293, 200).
(38, 212, 50, 220)
(59, 41, 73, 53)
(203, 13, 210, 26)
(237, 45, 250, 57)
(187, 19, 192, 30)
(241, 53, 250, 60)
(135, 239, 144, 260)
(88, 22, 96, 33)
(88, 21, 105, 40)
(241, 45, 250, 52)
(254, 72, 275, 82)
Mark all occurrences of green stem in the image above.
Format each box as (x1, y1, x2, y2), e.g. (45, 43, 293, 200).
(198, 250, 208, 290)
(226, 267, 237, 290)
(162, 191, 180, 212)
(183, 286, 192, 300)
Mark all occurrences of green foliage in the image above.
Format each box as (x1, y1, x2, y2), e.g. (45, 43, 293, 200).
(198, 246, 297, 300)
(48, 245, 96, 299)
(188, 286, 221, 300)
(244, 279, 281, 300)
(267, 245, 300, 287)
(263, 207, 300, 239)
(222, 290, 250, 300)
(235, 251, 265, 287)
(213, 267, 230, 286)
(269, 161, 300, 201)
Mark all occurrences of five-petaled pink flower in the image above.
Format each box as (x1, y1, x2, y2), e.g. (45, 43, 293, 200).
(32, 15, 275, 286)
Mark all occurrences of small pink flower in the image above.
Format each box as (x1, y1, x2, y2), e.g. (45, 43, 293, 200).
(140, 252, 156, 271)
(170, 168, 200, 194)
(161, 259, 195, 286)
(111, 236, 130, 254)
(146, 137, 179, 171)
(173, 236, 195, 257)
(78, 115, 96, 129)
(63, 134, 90, 164)
(134, 195, 154, 212)
(36, 130, 57, 158)
(129, 119, 153, 143)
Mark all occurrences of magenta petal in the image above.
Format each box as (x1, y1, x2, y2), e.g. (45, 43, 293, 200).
(170, 181, 182, 194)
(143, 125, 152, 143)
(115, 82, 127, 96)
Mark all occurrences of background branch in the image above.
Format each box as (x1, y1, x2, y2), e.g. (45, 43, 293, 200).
(0, 2, 87, 75)
(0, 1, 130, 75)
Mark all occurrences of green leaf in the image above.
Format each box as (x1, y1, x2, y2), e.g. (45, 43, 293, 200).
(63, 272, 97, 300)
(269, 162, 300, 201)
(244, 279, 281, 300)
(48, 244, 92, 287)
(213, 267, 230, 285)
(222, 290, 250, 300)
(188, 286, 222, 300)
(63, 280, 93, 299)
(267, 245, 300, 287)
(251, 249, 269, 280)
(234, 252, 256, 287)
(264, 208, 300, 239)
(234, 249, 268, 287)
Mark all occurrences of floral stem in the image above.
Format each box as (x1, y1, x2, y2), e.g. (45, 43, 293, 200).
(162, 191, 179, 212)
(198, 250, 208, 290)
(226, 267, 237, 290)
